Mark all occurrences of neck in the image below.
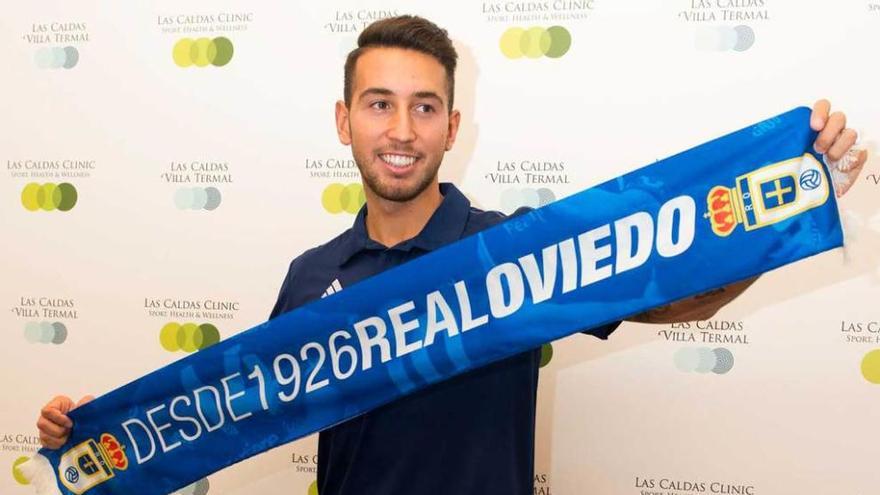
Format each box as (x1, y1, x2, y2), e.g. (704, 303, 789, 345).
(364, 181, 444, 248)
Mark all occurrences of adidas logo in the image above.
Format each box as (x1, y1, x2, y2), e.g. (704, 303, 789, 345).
(321, 278, 343, 298)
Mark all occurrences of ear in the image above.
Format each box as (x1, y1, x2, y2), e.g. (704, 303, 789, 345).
(335, 100, 352, 145)
(445, 109, 461, 151)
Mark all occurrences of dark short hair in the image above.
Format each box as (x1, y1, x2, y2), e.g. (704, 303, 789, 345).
(344, 15, 458, 112)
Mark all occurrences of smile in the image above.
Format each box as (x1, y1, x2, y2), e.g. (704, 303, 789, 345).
(379, 153, 418, 170)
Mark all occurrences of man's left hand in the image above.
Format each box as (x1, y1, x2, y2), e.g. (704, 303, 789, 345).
(810, 99, 868, 197)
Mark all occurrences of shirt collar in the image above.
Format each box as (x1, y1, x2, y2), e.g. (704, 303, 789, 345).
(335, 183, 471, 266)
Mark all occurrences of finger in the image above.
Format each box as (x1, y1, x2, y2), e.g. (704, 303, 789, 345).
(811, 99, 831, 130)
(814, 112, 846, 154)
(39, 431, 66, 450)
(75, 395, 95, 408)
(49, 395, 75, 414)
(36, 416, 69, 438)
(834, 155, 866, 197)
(826, 128, 859, 162)
(41, 406, 73, 429)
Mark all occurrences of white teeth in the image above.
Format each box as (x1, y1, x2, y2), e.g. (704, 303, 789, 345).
(380, 154, 417, 168)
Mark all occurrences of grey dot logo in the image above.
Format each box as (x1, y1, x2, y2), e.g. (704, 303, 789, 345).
(695, 25, 755, 52)
(674, 347, 734, 374)
(174, 187, 222, 211)
(176, 478, 209, 495)
(500, 187, 556, 214)
(24, 321, 68, 344)
(34, 46, 79, 69)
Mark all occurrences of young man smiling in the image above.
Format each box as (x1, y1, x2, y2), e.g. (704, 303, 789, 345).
(38, 14, 867, 495)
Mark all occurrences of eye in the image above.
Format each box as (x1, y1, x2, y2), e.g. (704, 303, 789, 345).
(370, 100, 390, 111)
(415, 104, 435, 114)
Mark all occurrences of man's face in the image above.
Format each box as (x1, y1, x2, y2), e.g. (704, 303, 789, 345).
(336, 47, 460, 203)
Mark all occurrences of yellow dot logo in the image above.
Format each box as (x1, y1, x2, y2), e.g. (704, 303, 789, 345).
(21, 183, 77, 212)
(322, 183, 365, 214)
(12, 456, 30, 485)
(160, 322, 221, 353)
(861, 349, 880, 384)
(308, 480, 319, 495)
(500, 26, 571, 59)
(173, 37, 234, 68)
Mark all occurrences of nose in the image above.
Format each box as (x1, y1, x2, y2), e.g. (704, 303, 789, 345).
(387, 107, 416, 143)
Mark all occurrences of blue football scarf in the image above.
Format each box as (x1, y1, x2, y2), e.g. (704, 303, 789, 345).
(21, 107, 843, 494)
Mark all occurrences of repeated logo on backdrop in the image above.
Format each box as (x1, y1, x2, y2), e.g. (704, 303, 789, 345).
(161, 161, 232, 211)
(11, 297, 77, 345)
(20, 183, 78, 212)
(172, 37, 234, 68)
(499, 26, 571, 59)
(675, 0, 769, 51)
(21, 21, 88, 69)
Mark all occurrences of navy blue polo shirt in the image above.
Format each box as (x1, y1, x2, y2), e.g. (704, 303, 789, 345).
(270, 183, 619, 495)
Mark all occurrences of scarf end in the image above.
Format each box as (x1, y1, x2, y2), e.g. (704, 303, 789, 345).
(18, 454, 63, 495)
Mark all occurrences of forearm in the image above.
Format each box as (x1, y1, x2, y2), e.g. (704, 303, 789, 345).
(627, 276, 759, 324)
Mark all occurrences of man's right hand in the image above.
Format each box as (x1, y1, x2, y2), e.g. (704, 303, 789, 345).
(37, 395, 93, 449)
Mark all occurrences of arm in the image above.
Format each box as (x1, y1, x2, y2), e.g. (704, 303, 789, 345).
(627, 276, 758, 324)
(630, 98, 868, 325)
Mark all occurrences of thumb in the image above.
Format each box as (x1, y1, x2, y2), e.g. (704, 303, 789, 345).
(74, 395, 95, 409)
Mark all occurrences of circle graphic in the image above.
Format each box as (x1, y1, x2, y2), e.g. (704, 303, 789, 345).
(799, 169, 821, 190)
(64, 466, 79, 484)
(160, 322, 182, 352)
(694, 347, 717, 373)
(539, 343, 553, 368)
(34, 46, 79, 69)
(175, 187, 221, 211)
(500, 26, 571, 59)
(204, 187, 222, 211)
(308, 480, 319, 495)
(190, 187, 208, 210)
(674, 347, 699, 372)
(23, 322, 67, 344)
(861, 349, 880, 384)
(173, 37, 234, 68)
(711, 347, 734, 374)
(178, 323, 203, 352)
(63, 46, 80, 69)
(161, 323, 221, 353)
(733, 25, 756, 51)
(13, 456, 30, 485)
(322, 183, 365, 214)
(21, 183, 77, 212)
(52, 322, 68, 344)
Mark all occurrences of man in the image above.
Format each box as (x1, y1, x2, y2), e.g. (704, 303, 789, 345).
(37, 15, 867, 495)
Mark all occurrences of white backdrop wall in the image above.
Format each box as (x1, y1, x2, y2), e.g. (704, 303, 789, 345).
(2, 1, 879, 494)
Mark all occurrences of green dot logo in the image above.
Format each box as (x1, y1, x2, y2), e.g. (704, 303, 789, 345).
(176, 477, 210, 495)
(24, 321, 68, 344)
(34, 46, 79, 69)
(308, 480, 319, 495)
(500, 187, 556, 214)
(174, 187, 222, 211)
(160, 322, 221, 353)
(500, 26, 571, 59)
(12, 456, 30, 485)
(674, 347, 734, 374)
(21, 183, 78, 212)
(173, 37, 234, 68)
(322, 183, 365, 214)
(539, 343, 553, 368)
(861, 349, 880, 384)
